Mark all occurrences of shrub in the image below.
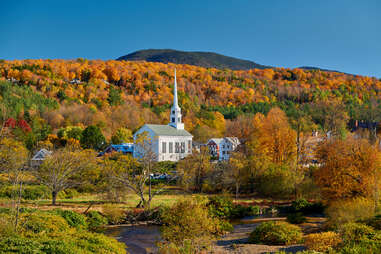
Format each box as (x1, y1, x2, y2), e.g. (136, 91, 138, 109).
(70, 230, 127, 254)
(289, 199, 325, 215)
(304, 231, 342, 252)
(0, 214, 16, 237)
(20, 212, 70, 236)
(339, 239, 381, 254)
(0, 210, 127, 254)
(102, 204, 125, 224)
(230, 204, 260, 219)
(22, 185, 49, 200)
(207, 196, 234, 219)
(207, 196, 260, 219)
(339, 222, 376, 243)
(0, 236, 43, 253)
(52, 209, 87, 229)
(161, 199, 224, 250)
(363, 215, 381, 230)
(287, 212, 307, 224)
(57, 188, 79, 199)
(86, 211, 108, 232)
(248, 221, 303, 245)
(0, 185, 49, 200)
(326, 198, 375, 227)
(292, 199, 310, 211)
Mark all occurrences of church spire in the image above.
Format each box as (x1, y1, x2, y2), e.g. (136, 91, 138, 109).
(168, 69, 184, 130)
(173, 69, 179, 108)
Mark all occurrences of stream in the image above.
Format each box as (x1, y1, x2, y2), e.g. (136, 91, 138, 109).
(105, 224, 162, 254)
(104, 215, 284, 254)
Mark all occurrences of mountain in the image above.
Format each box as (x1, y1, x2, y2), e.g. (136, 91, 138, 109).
(117, 49, 272, 70)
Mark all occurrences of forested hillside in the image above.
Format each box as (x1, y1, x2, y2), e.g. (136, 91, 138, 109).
(117, 49, 271, 70)
(0, 58, 380, 150)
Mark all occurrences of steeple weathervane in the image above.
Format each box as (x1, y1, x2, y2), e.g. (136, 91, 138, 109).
(168, 69, 184, 130)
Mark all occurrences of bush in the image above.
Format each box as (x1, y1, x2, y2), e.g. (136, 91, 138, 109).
(304, 231, 342, 252)
(288, 199, 325, 215)
(86, 211, 108, 232)
(326, 198, 375, 227)
(0, 210, 127, 254)
(287, 212, 307, 224)
(20, 212, 70, 236)
(230, 204, 260, 219)
(0, 185, 49, 200)
(292, 199, 310, 211)
(57, 188, 79, 199)
(339, 239, 381, 254)
(102, 204, 126, 224)
(69, 230, 126, 254)
(207, 196, 234, 219)
(207, 196, 260, 219)
(161, 199, 226, 251)
(248, 221, 303, 245)
(363, 215, 381, 230)
(22, 185, 49, 200)
(0, 236, 43, 253)
(52, 209, 87, 229)
(339, 222, 376, 243)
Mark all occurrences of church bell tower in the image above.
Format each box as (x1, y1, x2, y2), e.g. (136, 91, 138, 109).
(169, 69, 184, 130)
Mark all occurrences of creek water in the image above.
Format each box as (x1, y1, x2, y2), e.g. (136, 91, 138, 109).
(104, 224, 161, 254)
(104, 214, 282, 254)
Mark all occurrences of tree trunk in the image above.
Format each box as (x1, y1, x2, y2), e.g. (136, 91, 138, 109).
(52, 191, 58, 205)
(235, 182, 239, 200)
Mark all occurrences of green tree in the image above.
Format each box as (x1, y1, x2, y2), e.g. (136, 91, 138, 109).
(111, 127, 132, 144)
(80, 125, 105, 150)
(57, 126, 83, 141)
(107, 87, 122, 106)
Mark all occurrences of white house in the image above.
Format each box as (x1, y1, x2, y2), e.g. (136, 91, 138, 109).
(133, 70, 193, 162)
(207, 137, 240, 161)
(30, 148, 52, 167)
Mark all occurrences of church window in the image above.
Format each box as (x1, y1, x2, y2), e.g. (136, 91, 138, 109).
(169, 142, 173, 153)
(188, 140, 191, 152)
(178, 117, 180, 122)
(175, 142, 180, 153)
(172, 110, 175, 114)
(172, 117, 175, 122)
(181, 142, 185, 153)
(162, 142, 166, 153)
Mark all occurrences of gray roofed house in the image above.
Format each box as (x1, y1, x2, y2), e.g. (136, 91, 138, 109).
(31, 148, 52, 167)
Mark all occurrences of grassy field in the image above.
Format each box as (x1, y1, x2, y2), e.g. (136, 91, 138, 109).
(0, 185, 291, 214)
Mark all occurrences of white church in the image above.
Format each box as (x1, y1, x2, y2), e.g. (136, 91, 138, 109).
(133, 70, 193, 162)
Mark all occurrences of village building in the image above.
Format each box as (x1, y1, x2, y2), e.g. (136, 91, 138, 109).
(207, 137, 240, 161)
(133, 70, 193, 162)
(98, 143, 134, 157)
(30, 148, 52, 167)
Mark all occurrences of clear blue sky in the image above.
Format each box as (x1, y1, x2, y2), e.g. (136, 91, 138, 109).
(1, 0, 380, 77)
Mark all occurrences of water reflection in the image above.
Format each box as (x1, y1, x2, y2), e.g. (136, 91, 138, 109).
(105, 225, 161, 254)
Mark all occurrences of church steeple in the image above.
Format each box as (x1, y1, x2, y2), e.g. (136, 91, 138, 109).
(169, 69, 184, 130)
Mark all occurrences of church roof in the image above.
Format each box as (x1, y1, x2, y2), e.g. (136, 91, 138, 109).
(144, 124, 192, 137)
